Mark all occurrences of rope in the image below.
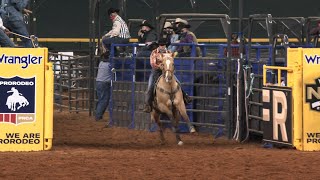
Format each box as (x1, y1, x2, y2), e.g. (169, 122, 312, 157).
(246, 73, 255, 99)
(242, 69, 250, 142)
(233, 59, 241, 141)
(10, 32, 38, 48)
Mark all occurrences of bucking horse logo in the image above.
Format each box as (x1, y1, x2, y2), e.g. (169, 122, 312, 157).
(6, 87, 29, 112)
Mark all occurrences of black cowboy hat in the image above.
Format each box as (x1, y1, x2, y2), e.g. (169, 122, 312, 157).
(139, 20, 154, 29)
(178, 23, 191, 29)
(107, 8, 120, 16)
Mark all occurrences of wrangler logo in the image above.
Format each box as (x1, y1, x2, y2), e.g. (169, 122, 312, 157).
(305, 55, 320, 64)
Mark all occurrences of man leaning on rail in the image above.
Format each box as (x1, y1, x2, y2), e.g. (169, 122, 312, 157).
(95, 47, 112, 122)
(0, 0, 33, 47)
(0, 16, 14, 47)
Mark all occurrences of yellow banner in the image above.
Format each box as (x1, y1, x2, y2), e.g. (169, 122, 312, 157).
(0, 48, 52, 151)
(302, 49, 320, 151)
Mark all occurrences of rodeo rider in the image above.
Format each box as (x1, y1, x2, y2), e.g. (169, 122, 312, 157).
(143, 38, 192, 113)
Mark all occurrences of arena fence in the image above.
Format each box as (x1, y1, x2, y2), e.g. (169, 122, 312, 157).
(108, 42, 237, 138)
(49, 53, 93, 112)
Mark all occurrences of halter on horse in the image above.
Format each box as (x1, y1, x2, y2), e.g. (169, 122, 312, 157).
(151, 53, 196, 145)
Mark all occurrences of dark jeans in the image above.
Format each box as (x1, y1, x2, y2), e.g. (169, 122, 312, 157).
(102, 36, 129, 55)
(4, 20, 32, 48)
(0, 30, 14, 47)
(95, 81, 111, 120)
(145, 69, 162, 105)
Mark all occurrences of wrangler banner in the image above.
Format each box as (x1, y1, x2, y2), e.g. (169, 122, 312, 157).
(302, 49, 320, 151)
(0, 48, 53, 151)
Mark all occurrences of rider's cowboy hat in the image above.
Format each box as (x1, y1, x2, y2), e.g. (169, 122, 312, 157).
(156, 38, 168, 46)
(107, 8, 120, 16)
(163, 22, 173, 29)
(140, 20, 154, 29)
(175, 18, 188, 25)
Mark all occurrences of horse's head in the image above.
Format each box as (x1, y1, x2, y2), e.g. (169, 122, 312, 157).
(159, 53, 175, 83)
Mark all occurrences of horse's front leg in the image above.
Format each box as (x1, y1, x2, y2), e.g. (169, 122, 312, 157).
(159, 103, 183, 145)
(151, 110, 165, 145)
(178, 103, 196, 133)
(172, 108, 183, 146)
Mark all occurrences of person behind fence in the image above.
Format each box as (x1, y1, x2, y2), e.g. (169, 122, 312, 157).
(143, 38, 192, 113)
(175, 22, 200, 57)
(168, 25, 179, 52)
(95, 49, 112, 122)
(102, 7, 130, 57)
(137, 20, 158, 57)
(0, 0, 33, 47)
(0, 16, 14, 47)
(174, 18, 188, 31)
(161, 22, 173, 45)
(224, 33, 243, 58)
(310, 20, 320, 36)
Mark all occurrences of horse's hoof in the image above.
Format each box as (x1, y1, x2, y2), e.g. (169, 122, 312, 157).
(177, 141, 184, 146)
(190, 127, 196, 133)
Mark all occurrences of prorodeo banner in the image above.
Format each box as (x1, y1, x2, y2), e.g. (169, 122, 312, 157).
(0, 48, 52, 151)
(302, 49, 320, 151)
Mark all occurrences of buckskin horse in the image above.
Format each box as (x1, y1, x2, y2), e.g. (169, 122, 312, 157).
(151, 53, 196, 145)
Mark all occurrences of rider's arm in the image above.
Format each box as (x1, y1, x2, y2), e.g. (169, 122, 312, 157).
(109, 21, 121, 37)
(150, 50, 159, 69)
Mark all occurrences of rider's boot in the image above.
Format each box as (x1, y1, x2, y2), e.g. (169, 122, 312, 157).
(182, 90, 192, 104)
(143, 89, 153, 113)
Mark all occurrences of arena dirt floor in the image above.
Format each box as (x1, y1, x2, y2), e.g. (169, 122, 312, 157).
(0, 111, 320, 179)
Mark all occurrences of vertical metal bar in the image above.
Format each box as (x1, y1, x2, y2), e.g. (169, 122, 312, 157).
(68, 57, 72, 112)
(109, 45, 115, 126)
(89, 0, 98, 116)
(263, 65, 266, 85)
(225, 15, 232, 139)
(75, 58, 79, 112)
(97, 0, 101, 53)
(58, 55, 63, 112)
(130, 45, 136, 129)
(238, 0, 245, 141)
(239, 0, 243, 58)
(190, 43, 196, 126)
(278, 69, 281, 86)
(217, 45, 224, 137)
(153, 0, 160, 36)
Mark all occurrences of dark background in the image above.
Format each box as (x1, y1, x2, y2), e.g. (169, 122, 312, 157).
(28, 0, 320, 51)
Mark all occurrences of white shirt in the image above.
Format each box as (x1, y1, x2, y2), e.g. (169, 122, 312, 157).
(105, 15, 130, 39)
(0, 17, 6, 31)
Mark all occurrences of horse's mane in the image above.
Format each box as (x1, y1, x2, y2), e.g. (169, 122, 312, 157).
(160, 53, 173, 59)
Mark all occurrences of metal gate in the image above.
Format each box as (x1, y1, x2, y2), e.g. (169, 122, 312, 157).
(109, 42, 234, 137)
(49, 52, 92, 112)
